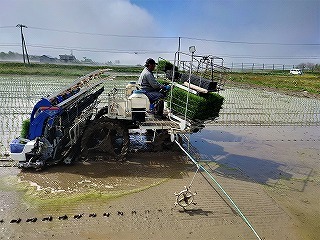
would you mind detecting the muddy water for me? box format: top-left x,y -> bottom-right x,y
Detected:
1,125 -> 319,239
1,76 -> 320,239
190,125 -> 320,184
0,152 -> 190,239
6,152 -> 188,209
190,125 -> 320,239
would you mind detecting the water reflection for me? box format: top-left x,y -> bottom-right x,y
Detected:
212,87 -> 320,126
189,128 -> 293,185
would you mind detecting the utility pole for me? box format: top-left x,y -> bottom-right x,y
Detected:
16,24 -> 30,64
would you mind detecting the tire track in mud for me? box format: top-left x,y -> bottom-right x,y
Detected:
0,164 -> 301,240
2,125 -> 318,239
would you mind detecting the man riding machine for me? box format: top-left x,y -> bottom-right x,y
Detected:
138,58 -> 170,119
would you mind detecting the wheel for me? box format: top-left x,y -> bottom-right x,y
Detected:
81,117 -> 129,160
151,130 -> 177,152
94,106 -> 108,120
175,189 -> 195,208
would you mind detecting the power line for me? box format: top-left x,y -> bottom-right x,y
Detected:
25,43 -> 174,54
182,37 -> 320,46
27,26 -> 177,39
0,43 -> 21,47
0,42 -> 317,60
24,44 -> 320,59
0,26 -> 16,29
1,25 -> 319,46
216,54 -> 319,60
1,23 -> 319,62
26,26 -> 319,46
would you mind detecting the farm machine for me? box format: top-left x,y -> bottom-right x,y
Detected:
9,48 -> 226,170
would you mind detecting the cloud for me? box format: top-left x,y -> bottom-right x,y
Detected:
0,0 -> 166,64
162,0 -> 319,65
0,0 -> 319,65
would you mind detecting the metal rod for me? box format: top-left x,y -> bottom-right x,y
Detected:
174,139 -> 262,240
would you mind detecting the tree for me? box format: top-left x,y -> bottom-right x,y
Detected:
297,62 -> 320,71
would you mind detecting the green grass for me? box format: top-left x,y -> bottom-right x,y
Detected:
0,62 -> 143,76
20,119 -> 30,138
3,175 -> 168,210
227,72 -> 320,95
1,62 -> 319,95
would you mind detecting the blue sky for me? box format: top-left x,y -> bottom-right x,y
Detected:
0,0 -> 319,65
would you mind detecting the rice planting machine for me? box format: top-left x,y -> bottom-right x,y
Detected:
9,49 -> 226,170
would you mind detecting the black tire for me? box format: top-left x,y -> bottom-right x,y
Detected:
62,139 -> 82,165
151,130 -> 175,152
81,117 -> 129,160
94,106 -> 108,120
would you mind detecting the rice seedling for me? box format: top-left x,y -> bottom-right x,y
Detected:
0,74 -> 319,158
209,86 -> 320,126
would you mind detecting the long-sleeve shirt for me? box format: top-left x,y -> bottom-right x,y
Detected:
138,67 -> 162,91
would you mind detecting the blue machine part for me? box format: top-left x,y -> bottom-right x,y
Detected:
28,98 -> 61,140
10,138 -> 25,153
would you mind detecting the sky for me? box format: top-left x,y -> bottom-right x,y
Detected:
0,0 -> 319,66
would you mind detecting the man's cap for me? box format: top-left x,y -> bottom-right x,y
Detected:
145,58 -> 157,66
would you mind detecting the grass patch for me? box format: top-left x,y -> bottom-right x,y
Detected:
0,62 -> 143,76
21,179 -> 168,210
227,72 -> 320,95
1,62 -> 319,96
1,174 -> 168,210
20,119 -> 30,138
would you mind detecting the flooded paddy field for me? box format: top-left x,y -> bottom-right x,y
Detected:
0,74 -> 320,239
212,86 -> 320,126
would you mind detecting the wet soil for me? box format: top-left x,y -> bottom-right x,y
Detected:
225,79 -> 320,100
1,73 -> 319,239
1,126 -> 319,239
191,125 -> 320,240
17,152 -> 188,206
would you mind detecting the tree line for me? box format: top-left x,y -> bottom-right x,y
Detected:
296,63 -> 320,71
0,51 -> 38,61
0,51 -> 318,71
